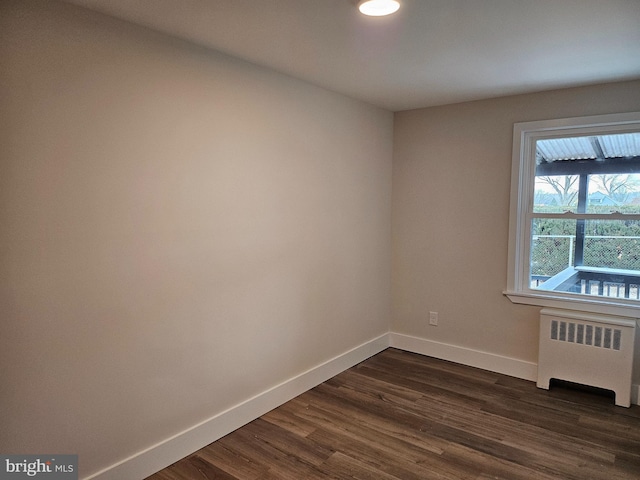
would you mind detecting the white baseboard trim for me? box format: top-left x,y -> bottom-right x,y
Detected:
84,333 -> 390,480
389,332 -> 538,382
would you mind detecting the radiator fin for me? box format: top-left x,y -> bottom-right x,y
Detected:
550,320 -> 621,351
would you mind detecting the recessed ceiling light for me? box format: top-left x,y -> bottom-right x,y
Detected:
358,0 -> 400,17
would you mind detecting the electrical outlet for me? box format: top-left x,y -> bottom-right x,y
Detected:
429,311 -> 438,326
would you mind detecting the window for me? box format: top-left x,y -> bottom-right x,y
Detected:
506,112 -> 640,315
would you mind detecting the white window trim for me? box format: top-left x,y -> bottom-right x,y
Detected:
504,111 -> 640,318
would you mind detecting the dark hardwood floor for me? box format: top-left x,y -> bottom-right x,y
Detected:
146,348 -> 640,479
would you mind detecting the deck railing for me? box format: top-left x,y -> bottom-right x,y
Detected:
531,234 -> 640,300
534,266 -> 640,300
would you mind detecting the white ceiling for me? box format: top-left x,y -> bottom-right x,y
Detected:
64,0 -> 640,111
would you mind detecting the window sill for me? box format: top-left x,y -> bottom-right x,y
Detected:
504,290 -> 640,319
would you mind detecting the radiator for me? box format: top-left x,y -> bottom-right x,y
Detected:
537,308 -> 637,407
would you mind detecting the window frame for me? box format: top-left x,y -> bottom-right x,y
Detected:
505,112 -> 640,317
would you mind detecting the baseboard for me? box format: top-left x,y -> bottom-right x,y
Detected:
389,332 -> 538,382
84,333 -> 390,480
389,334 -> 640,405
84,331 -> 636,479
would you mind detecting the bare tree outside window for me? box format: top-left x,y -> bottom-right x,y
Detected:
537,175 -> 579,207
591,174 -> 640,206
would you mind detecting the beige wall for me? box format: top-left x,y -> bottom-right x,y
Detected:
3,0 -> 640,477
392,80 -> 640,377
0,1 -> 392,476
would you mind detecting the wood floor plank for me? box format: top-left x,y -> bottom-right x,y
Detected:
260,407 -> 318,438
146,348 -> 640,480
413,396 -> 618,465
195,443 -> 267,480
299,391 -> 448,457
149,454 -> 238,480
480,399 -> 640,459
301,402 -> 449,466
240,418 -> 333,467
215,429 -> 327,480
308,422 -> 475,480
322,451 -> 412,480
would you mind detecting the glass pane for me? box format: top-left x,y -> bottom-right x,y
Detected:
530,218 -> 577,286
599,133 -> 640,158
534,133 -> 640,214
533,175 -> 579,213
586,174 -> 640,214
583,219 -> 640,271
530,218 -> 640,300
536,137 -> 595,161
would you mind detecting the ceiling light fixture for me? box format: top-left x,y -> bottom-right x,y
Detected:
358,0 -> 400,17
